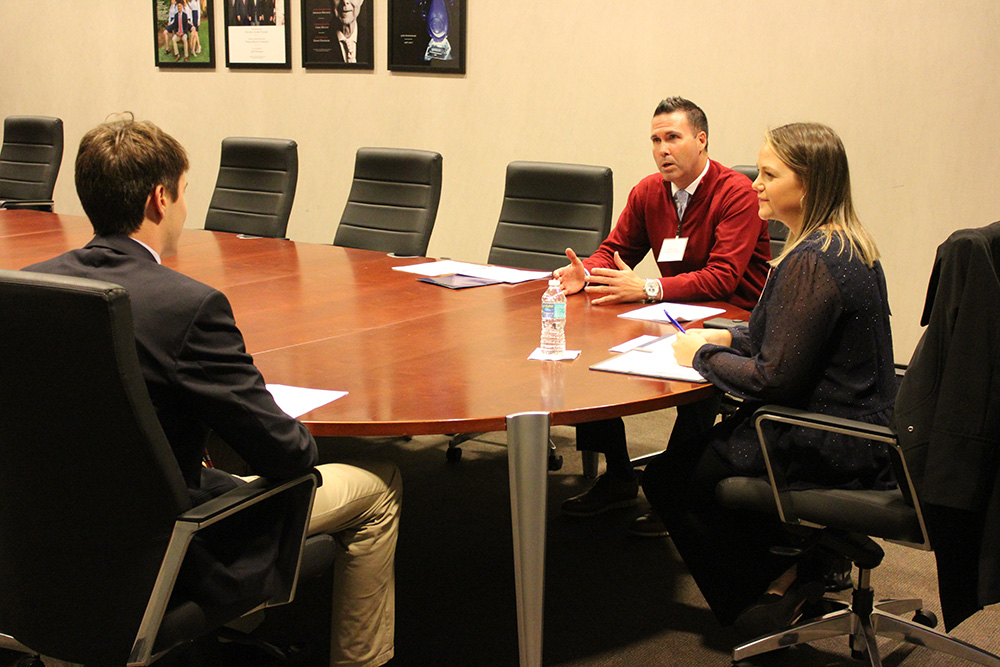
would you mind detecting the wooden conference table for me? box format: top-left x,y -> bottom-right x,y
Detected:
1,210 -> 747,666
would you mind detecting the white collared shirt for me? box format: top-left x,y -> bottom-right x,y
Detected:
337,27 -> 359,63
671,158 -> 710,200
132,237 -> 162,264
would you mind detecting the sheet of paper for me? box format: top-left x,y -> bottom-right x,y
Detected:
266,384 -> 348,418
618,302 -> 726,324
393,260 -> 550,284
473,266 -> 551,284
392,260 -> 485,277
590,335 -> 706,383
610,334 -> 661,353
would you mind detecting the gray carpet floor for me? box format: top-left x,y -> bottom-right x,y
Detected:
7,408 -> 1000,666
315,408 -> 1000,666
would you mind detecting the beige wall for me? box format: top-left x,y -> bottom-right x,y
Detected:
3,1 -> 999,359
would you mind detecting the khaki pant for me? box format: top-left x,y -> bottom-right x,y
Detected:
309,460 -> 401,667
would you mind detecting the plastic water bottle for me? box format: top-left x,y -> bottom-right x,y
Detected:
540,279 -> 567,355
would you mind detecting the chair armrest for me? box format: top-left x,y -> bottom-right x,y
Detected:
130,472 -> 319,665
754,405 -> 896,444
0,199 -> 54,211
177,472 -> 318,529
752,405 -> 899,527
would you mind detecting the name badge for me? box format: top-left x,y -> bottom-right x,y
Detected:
657,237 -> 688,262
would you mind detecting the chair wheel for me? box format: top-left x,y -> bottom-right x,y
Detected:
446,446 -> 462,462
913,609 -> 938,628
547,453 -> 563,471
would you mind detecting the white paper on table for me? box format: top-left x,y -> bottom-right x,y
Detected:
266,384 -> 348,418
475,266 -> 551,284
618,302 -> 726,324
590,334 -> 706,383
391,260 -> 485,277
610,335 -> 661,353
527,348 -> 582,361
393,260 -> 550,284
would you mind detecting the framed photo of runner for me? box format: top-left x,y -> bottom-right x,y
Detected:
302,0 -> 374,69
388,0 -> 466,74
154,0 -> 215,68
223,0 -> 292,69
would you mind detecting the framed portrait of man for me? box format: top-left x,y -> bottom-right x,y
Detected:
154,0 -> 215,68
302,0 -> 374,69
223,0 -> 292,68
388,0 -> 465,74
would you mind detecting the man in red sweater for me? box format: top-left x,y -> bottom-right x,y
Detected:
555,97 -> 770,535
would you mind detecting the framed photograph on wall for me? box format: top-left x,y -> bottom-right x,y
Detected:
223,0 -> 292,69
388,0 -> 465,74
154,0 -> 215,68
302,0 -> 374,69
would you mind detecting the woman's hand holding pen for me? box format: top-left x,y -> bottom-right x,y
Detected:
672,328 -> 732,367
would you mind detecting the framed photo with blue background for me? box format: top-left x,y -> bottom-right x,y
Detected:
223,0 -> 292,69
388,0 -> 465,74
154,0 -> 215,68
302,0 -> 374,69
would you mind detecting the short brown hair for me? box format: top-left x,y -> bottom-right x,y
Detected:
653,97 -> 709,142
75,115 -> 189,235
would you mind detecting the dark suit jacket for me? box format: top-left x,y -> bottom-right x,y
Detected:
894,221 -> 1000,629
26,234 -> 318,605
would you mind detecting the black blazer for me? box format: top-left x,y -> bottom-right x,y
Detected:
26,235 -> 318,606
894,221 -> 1000,629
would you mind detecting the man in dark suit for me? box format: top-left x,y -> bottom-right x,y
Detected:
25,116 -> 398,667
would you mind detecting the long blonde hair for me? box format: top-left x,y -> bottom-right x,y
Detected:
767,122 -> 880,267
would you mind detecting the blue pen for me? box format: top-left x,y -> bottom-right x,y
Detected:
663,309 -> 686,333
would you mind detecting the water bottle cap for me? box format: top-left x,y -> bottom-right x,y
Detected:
548,279 -> 559,286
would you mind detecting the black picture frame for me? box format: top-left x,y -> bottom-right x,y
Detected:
223,0 -> 292,69
301,0 -> 374,69
388,0 -> 465,74
154,0 -> 215,68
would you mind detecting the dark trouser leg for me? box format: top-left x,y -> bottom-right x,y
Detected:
575,417 -> 633,479
668,393 -> 722,447
641,424 -> 794,626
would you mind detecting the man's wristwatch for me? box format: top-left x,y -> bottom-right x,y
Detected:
643,278 -> 661,302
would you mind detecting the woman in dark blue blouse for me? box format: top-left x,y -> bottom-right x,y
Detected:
641,122 -> 896,635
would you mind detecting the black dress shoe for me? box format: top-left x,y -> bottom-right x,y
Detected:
628,510 -> 669,538
561,474 -> 638,516
734,579 -> 825,639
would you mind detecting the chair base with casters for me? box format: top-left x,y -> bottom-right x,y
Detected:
716,405 -> 1000,667
446,432 -> 563,471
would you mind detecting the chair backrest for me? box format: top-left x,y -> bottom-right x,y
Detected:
0,116 -> 64,203
333,147 -> 443,257
731,163 -> 787,258
205,137 -> 298,238
488,161 -> 613,271
0,269 -> 191,664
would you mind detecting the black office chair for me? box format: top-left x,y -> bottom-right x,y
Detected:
715,404 -> 1000,666
446,161 -> 613,467
0,116 -> 63,212
205,137 -> 298,238
487,160 -> 614,271
0,269 -> 333,666
732,164 -> 788,259
333,147 -> 443,257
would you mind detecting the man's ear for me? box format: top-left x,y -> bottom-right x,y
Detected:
145,185 -> 167,223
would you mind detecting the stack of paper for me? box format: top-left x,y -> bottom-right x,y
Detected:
393,260 -> 551,284
618,302 -> 725,324
590,334 -> 706,383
